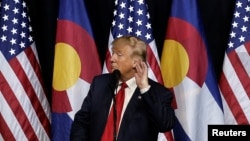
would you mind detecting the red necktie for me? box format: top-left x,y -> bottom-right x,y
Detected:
101,82 -> 127,141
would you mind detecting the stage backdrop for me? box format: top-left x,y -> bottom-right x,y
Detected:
26,0 -> 235,102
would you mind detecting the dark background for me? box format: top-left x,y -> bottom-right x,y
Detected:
25,0 -> 236,100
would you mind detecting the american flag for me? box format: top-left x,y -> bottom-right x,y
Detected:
219,0 -> 250,124
0,0 -> 51,140
103,0 -> 163,84
102,0 -> 173,140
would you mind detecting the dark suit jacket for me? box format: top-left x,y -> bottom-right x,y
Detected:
70,73 -> 175,141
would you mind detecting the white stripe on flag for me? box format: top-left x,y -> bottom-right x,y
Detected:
0,132 -> 3,141
0,91 -> 27,141
220,92 -> 237,124
148,41 -> 161,65
235,45 -> 250,76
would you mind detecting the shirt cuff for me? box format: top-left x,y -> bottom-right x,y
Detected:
140,85 -> 151,94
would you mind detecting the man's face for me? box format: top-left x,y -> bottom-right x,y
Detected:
110,44 -> 135,80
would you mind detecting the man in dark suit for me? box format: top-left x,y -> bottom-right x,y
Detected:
70,35 -> 175,141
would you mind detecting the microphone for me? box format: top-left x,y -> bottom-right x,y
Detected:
111,69 -> 120,141
112,69 -> 121,91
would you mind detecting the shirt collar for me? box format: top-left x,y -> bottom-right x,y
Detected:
119,77 -> 136,90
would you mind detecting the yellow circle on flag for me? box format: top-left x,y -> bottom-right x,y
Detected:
161,39 -> 189,88
52,42 -> 81,91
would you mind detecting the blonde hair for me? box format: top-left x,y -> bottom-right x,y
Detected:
112,35 -> 147,62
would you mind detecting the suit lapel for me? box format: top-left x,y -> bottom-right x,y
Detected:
96,82 -> 115,139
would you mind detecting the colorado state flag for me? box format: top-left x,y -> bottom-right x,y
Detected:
160,0 -> 225,140
51,0 -> 101,140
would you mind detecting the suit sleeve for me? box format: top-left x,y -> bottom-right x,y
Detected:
140,81 -> 176,132
70,74 -> 113,141
70,79 -> 95,141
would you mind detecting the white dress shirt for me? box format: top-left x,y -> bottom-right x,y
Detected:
114,77 -> 150,132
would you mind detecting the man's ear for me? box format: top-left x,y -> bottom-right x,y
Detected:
132,58 -> 139,68
133,58 -> 139,64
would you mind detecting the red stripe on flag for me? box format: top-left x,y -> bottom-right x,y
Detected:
25,47 -> 48,97
0,72 -> 39,140
219,73 -> 249,124
245,41 -> 250,52
0,113 -> 15,141
228,49 -> 250,98
105,50 -> 112,72
146,45 -> 163,84
8,57 -> 50,136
